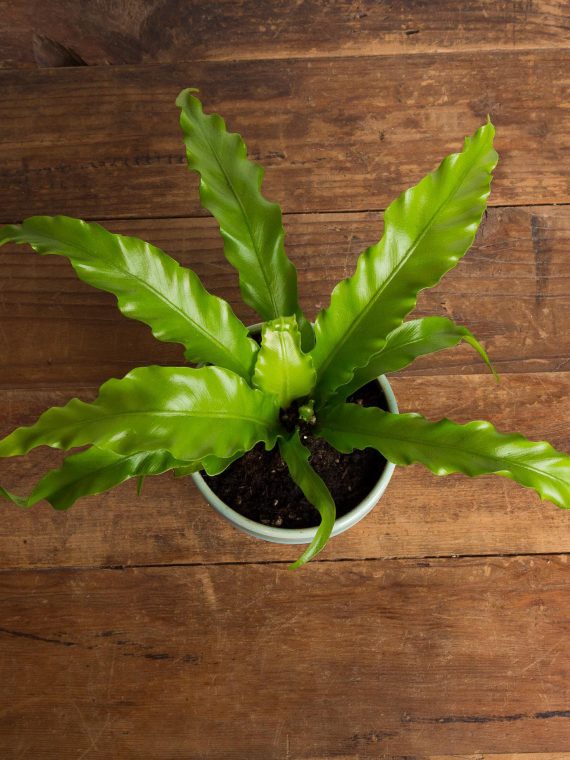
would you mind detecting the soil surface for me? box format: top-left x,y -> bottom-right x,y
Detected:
204,381 -> 388,528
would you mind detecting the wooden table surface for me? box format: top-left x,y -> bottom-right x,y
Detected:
1,3 -> 570,758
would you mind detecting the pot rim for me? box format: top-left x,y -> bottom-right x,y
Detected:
191,374 -> 398,545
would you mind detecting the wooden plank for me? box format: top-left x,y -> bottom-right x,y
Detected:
1,52 -> 570,221
433,755 -> 570,760
2,556 -> 570,757
0,205 -> 568,388
1,371 -> 569,570
1,1 -> 569,70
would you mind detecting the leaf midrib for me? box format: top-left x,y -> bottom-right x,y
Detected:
52,408 -> 272,425
5,407 -> 274,457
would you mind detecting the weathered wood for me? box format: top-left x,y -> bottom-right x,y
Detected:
1,0 -> 569,69
31,33 -> 88,68
1,52 -> 570,221
1,4 -> 569,756
1,372 -> 569,570
2,556 -> 570,758
433,755 -> 570,760
1,205 -> 568,388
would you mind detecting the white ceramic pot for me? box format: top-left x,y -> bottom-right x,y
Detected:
191,373 -> 398,546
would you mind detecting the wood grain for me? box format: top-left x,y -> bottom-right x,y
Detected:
433,755 -> 570,760
2,6 -> 570,756
1,372 -> 569,570
1,205 -> 568,388
2,556 -> 570,758
1,0 -> 568,69
1,51 -> 570,221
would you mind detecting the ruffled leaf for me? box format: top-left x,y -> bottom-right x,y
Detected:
0,216 -> 257,379
0,366 -> 280,463
0,448 -> 193,511
311,121 -> 498,401
317,404 -> 570,509
331,316 -> 497,403
0,485 -> 28,508
279,431 -> 336,568
252,317 -> 316,408
177,89 -> 312,347
175,451 -> 242,478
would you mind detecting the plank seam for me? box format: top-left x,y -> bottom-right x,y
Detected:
1,549 -> 570,574
2,46 -> 570,75
1,200 -> 569,228
2,366 -> 570,393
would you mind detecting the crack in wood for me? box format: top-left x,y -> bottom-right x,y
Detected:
405,709 -> 570,724
32,34 -> 87,68
0,625 -> 76,647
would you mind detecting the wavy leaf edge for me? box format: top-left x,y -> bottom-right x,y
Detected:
317,404 -> 570,510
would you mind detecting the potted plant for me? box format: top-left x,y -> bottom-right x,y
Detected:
1,90 -> 569,568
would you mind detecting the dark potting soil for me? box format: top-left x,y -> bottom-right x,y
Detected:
203,380 -> 388,529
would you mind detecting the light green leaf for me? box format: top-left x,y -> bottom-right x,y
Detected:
252,317 -> 316,408
279,431 -> 336,569
311,121 -> 498,401
174,463 -> 205,478
0,216 -> 257,379
174,452 -> 242,478
0,448 -> 192,511
0,485 -> 28,508
317,404 -> 570,509
176,90 -> 312,347
331,316 -> 497,402
0,366 -> 280,463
